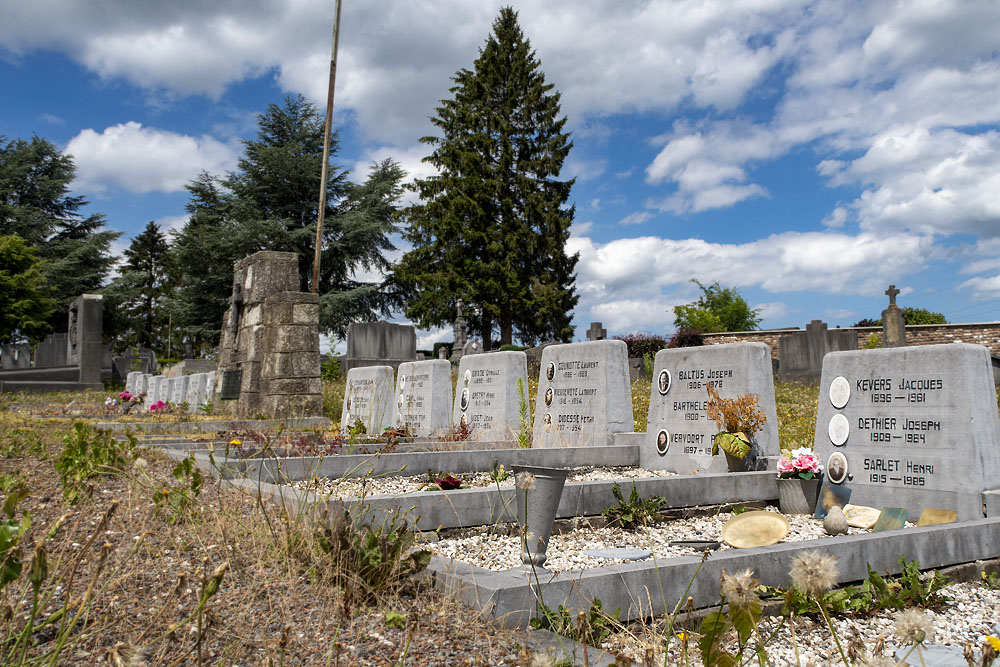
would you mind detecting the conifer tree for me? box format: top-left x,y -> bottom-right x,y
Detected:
104,221 -> 174,350
395,7 -> 578,348
0,234 -> 56,344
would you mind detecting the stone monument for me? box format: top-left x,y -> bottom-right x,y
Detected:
585,322 -> 607,341
341,366 -> 394,434
881,284 -> 906,348
0,344 -> 30,369
453,351 -> 529,441
67,294 -> 104,386
214,251 -> 322,417
778,319 -> 856,381
451,300 -> 468,362
343,321 -> 416,372
813,343 -> 1000,520
532,340 -> 633,447
642,342 -> 779,473
393,359 -> 452,436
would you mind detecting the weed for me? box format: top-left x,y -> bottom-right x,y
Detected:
516,377 -> 531,448
384,611 -> 406,629
0,487 -> 30,591
530,598 -> 622,646
602,481 -> 666,530
152,454 -> 204,523
439,419 -> 473,442
489,459 -> 511,484
982,570 -> 1000,590
54,422 -> 137,503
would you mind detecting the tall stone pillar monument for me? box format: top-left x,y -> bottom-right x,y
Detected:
214,251 -> 322,417
881,284 -> 906,348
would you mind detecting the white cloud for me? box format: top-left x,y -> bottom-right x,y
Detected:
959,274 -> 1000,300
824,308 -> 858,320
416,326 -> 451,350
155,214 -> 190,234
619,211 -> 652,226
39,113 -> 63,125
66,122 -> 237,194
757,302 -> 794,323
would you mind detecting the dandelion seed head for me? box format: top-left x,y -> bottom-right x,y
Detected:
516,472 -> 536,492
894,609 -> 934,645
789,550 -> 839,596
719,568 -> 759,609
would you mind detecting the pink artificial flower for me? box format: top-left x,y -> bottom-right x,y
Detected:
777,458 -> 795,474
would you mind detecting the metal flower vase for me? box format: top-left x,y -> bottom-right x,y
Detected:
777,477 -> 822,514
512,465 -> 569,569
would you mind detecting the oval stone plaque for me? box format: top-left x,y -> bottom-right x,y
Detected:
829,376 -> 850,408
656,429 -> 670,456
828,413 -> 850,446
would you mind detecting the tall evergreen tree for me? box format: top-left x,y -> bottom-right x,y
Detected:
0,135 -> 120,329
0,234 -> 57,344
104,221 -> 174,351
394,7 -> 579,348
171,96 -> 405,345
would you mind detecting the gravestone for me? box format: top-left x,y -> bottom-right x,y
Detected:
0,344 -> 30,369
66,294 -> 104,385
125,372 -> 142,394
33,333 -> 68,367
453,351 -> 529,440
392,359 -> 452,436
641,342 -> 780,473
343,321 -> 416,372
778,319 -> 856,381
150,377 -> 166,404
341,366 -> 394,434
881,284 -> 906,348
585,322 -> 607,342
214,251 -> 322,417
451,300 -> 468,362
813,343 -> 1000,520
532,340 -> 633,448
134,373 -> 149,396
170,375 -> 190,405
185,373 -> 209,413
164,378 -> 177,404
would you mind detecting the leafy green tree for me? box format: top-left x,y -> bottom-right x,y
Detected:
903,307 -> 947,325
673,280 -> 762,333
104,221 -> 175,351
171,96 -> 406,345
394,7 -> 578,348
0,234 -> 57,343
0,135 -> 120,329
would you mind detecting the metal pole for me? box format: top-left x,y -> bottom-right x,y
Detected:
312,0 -> 343,293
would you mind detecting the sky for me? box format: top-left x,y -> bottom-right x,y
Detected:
4,0 -> 1000,352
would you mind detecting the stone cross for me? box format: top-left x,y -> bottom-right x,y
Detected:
586,322 -> 607,341
885,284 -> 900,307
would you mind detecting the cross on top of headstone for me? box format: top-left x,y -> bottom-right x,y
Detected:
885,284 -> 900,307
586,322 -> 607,341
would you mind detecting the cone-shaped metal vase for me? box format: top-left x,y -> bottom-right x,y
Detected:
512,465 -> 569,569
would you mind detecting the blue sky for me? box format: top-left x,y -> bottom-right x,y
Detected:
4,1 -> 1000,351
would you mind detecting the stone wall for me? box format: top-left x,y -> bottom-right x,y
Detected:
702,322 -> 1000,358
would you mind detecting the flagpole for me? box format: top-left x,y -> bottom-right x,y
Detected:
312,0 -> 343,293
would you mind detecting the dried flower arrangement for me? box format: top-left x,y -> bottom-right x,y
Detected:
705,382 -> 767,460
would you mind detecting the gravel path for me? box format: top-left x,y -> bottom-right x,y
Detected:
291,465 -> 676,499
604,581 -> 1000,665
429,506 -> 869,573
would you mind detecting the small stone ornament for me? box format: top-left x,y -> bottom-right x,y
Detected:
823,505 -> 849,535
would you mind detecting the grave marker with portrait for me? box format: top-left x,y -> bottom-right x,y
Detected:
532,340 -> 633,448
641,342 -> 779,473
813,343 -> 1000,521
393,359 -> 452,436
341,366 -> 394,434
453,351 -> 528,440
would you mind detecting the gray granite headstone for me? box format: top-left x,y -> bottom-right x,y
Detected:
135,373 -> 150,396
33,333 -> 67,367
125,372 -> 142,394
185,373 -> 209,412
453,351 -> 528,440
532,340 -> 633,448
392,359 -> 452,436
641,342 -> 779,473
814,343 -> 1000,521
171,376 -> 190,405
0,344 -> 30,369
341,366 -> 394,434
149,376 -> 165,404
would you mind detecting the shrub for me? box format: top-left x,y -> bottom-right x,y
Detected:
498,344 -> 523,351
613,333 -> 668,358
668,327 -> 705,348
853,318 -> 880,327
55,422 -> 137,503
320,355 -> 341,381
601,482 -> 667,530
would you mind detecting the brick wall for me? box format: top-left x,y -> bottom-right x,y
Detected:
702,322 -> 1000,359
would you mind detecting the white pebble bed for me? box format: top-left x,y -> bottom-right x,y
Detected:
606,581 -> 1000,665
290,466 -> 676,499
428,507 -> 870,573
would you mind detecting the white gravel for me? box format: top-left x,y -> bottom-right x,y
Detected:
428,506 -> 869,573
605,580 -> 1000,666
290,466 -> 676,499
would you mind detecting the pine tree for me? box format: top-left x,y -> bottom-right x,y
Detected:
395,8 -> 578,348
104,221 -> 174,351
172,97 -> 405,344
0,135 -> 121,329
0,234 -> 57,344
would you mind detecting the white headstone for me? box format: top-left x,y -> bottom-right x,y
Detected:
136,373 -> 150,396
341,366 -> 394,434
814,343 -> 1000,520
149,376 -> 166,404
186,373 -> 209,412
170,376 -> 190,405
393,359 -> 452,436
532,340 -> 633,448
125,371 -> 141,395
641,342 -> 779,473
204,371 -> 216,403
453,351 -> 529,440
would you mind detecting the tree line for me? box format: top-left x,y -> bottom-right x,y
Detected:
0,8 -> 580,356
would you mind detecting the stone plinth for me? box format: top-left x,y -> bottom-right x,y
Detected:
532,340 -> 633,448
453,351 -> 529,441
641,342 -> 779,473
67,294 -> 103,384
341,366 -> 394,434
813,343 -> 1000,520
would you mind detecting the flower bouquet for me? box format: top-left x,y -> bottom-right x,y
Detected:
777,448 -> 824,480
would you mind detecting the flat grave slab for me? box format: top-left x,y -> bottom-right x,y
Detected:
814,343 -> 1000,521
532,340 -> 632,447
453,351 -> 528,441
641,342 -> 779,472
341,365 -> 394,434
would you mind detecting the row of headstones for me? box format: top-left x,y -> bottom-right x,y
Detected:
125,371 -> 217,413
342,339 -> 1000,521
